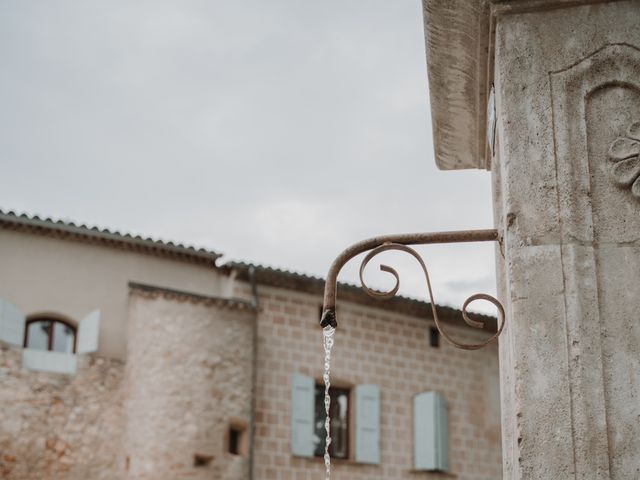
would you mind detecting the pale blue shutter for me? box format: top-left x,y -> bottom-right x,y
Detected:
77,309 -> 100,354
290,373 -> 314,457
355,384 -> 380,464
0,299 -> 25,346
414,391 -> 449,471
22,349 -> 77,374
435,393 -> 449,471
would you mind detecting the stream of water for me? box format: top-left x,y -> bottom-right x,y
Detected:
322,325 -> 335,480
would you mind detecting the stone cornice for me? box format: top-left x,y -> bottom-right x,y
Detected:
128,282 -> 257,312
422,0 -> 617,171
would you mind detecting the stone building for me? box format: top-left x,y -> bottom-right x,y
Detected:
0,209 -> 501,479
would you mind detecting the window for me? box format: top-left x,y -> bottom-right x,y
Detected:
0,301 -> 101,375
24,318 -> 76,353
228,427 -> 241,455
226,420 -> 248,457
291,374 -> 379,463
313,385 -> 349,459
193,453 -> 213,467
429,327 -> 440,348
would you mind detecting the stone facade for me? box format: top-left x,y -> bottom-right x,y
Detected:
0,347 -> 125,480
0,212 -> 503,479
0,289 -> 256,480
124,290 -> 255,480
247,284 -> 502,480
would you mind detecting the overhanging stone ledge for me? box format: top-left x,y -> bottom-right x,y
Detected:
421,0 -> 615,171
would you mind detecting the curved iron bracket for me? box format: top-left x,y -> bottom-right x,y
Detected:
320,229 -> 506,350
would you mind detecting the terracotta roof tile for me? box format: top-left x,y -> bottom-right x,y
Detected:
0,209 -> 222,267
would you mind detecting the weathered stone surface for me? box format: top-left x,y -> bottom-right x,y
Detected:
422,0 -> 491,170
0,284 -> 502,480
123,292 -> 255,480
0,347 -> 125,480
421,0 -> 620,171
491,2 -> 640,478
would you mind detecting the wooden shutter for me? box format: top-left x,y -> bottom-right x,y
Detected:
77,309 -> 100,354
0,299 -> 25,346
290,373 -> 314,457
355,384 -> 380,464
414,391 -> 449,471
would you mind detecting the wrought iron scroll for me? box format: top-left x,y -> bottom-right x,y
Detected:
320,229 -> 506,350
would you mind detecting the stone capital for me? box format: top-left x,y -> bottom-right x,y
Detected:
421,0 -> 615,170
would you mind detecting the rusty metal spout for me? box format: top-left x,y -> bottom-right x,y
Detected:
320,228 -> 505,350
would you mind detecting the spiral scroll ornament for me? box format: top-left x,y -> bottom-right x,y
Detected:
358,243 -> 505,350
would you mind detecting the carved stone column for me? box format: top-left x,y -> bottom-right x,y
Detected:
422,1 -> 640,478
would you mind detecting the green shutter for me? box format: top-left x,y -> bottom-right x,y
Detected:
290,373 -> 314,457
414,391 -> 449,471
355,384 -> 380,464
0,299 -> 25,347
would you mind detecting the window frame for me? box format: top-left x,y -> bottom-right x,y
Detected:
313,383 -> 351,461
23,317 -> 77,353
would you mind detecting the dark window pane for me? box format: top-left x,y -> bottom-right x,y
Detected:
52,322 -> 75,353
26,320 -> 50,350
314,385 -> 349,459
228,428 -> 240,455
430,327 -> 440,348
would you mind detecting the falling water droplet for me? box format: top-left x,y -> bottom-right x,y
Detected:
322,325 -> 335,480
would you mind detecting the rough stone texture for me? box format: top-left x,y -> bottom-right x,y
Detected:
422,0 -> 491,170
0,346 -> 125,479
491,2 -> 640,478
245,284 -> 502,480
421,0 -> 617,170
123,291 -> 255,480
0,277 -> 502,480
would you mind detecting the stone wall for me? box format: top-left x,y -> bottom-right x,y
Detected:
123,289 -> 256,480
249,284 -> 502,480
1,281 -> 501,480
0,346 -> 125,480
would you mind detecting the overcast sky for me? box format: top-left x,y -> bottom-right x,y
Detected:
0,0 -> 497,313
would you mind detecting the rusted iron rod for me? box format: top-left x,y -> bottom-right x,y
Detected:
320,229 -> 500,336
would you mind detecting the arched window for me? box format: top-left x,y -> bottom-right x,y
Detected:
24,317 -> 77,353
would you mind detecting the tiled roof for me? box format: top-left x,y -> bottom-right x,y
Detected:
0,209 -> 222,267
226,261 -> 498,327
0,208 -> 496,328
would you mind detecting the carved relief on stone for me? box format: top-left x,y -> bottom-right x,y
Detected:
608,121 -> 640,199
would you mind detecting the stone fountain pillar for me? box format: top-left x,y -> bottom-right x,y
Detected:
422,1 -> 640,478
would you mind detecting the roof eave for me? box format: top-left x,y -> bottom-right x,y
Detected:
422,0 -> 492,171
0,210 -> 222,266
